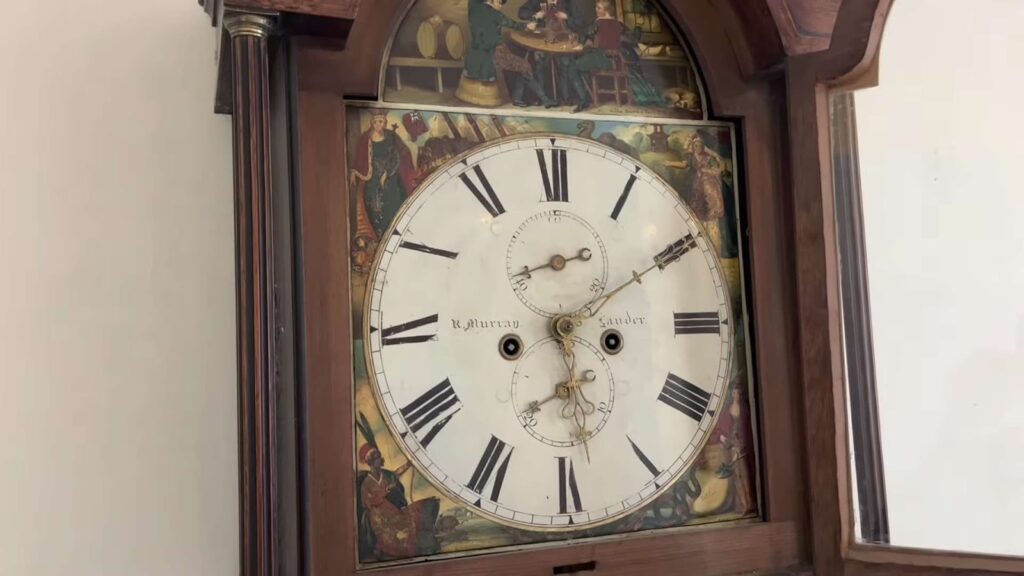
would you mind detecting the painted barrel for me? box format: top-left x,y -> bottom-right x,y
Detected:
416,18 -> 465,60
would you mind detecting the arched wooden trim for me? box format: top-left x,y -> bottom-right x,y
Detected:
766,0 -> 842,56
707,0 -> 786,77
806,0 -> 894,84
293,0 -> 405,97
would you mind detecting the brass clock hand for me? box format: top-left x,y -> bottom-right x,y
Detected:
574,423 -> 592,463
558,369 -> 597,419
568,385 -> 595,464
522,382 -> 571,416
557,341 -> 595,463
520,370 -> 596,418
513,248 -> 592,279
573,234 -> 699,320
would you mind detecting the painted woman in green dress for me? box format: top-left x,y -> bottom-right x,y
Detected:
350,110 -> 417,264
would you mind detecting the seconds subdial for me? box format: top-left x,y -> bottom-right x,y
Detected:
510,337 -> 615,449
506,209 -> 608,317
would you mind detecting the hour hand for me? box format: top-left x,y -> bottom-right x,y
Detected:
513,248 -> 592,279
522,370 -> 596,418
522,382 -> 571,416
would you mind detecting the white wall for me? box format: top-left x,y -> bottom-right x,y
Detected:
855,0 -> 1024,557
0,2 -> 238,575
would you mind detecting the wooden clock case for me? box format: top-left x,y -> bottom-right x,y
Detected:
192,1 -> 1016,574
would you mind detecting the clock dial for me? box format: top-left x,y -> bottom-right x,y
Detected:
365,135 -> 733,531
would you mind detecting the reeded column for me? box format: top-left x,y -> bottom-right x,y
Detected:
224,11 -> 277,576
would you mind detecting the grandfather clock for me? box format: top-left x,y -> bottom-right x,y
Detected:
190,2 -> 986,575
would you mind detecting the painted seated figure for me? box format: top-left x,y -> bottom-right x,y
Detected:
356,443 -> 441,561
567,0 -> 664,112
464,0 -> 534,83
461,0 -> 555,107
518,0 -> 582,105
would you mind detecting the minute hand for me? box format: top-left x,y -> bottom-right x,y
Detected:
575,234 -> 699,319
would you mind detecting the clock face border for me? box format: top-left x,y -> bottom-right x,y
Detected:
360,131 -> 737,532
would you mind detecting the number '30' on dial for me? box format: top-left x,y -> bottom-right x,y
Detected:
364,135 -> 733,531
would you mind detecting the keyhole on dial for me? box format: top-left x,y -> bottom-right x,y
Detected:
499,334 -> 524,361
601,329 -> 623,355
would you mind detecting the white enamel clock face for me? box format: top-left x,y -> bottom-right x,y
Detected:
364,135 -> 733,531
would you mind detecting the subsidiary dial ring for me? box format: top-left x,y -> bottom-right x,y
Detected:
506,210 -> 609,317
510,337 -> 615,449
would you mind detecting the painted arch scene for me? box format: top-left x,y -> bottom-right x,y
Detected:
383,0 -> 705,118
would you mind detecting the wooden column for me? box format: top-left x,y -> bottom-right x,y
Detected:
224,11 -> 278,576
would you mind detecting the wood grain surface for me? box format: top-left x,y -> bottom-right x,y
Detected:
293,87 -> 354,576
361,522 -> 802,576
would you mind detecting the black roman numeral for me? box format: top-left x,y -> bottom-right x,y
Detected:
537,148 -> 569,202
610,172 -> 637,220
557,456 -> 583,515
627,435 -> 661,478
379,314 -> 438,345
467,435 -> 514,503
654,234 -> 698,268
399,241 -> 459,260
658,373 -> 711,421
400,378 -> 461,447
674,311 -> 721,335
460,165 -> 505,218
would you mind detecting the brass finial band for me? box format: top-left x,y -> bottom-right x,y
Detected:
224,13 -> 275,39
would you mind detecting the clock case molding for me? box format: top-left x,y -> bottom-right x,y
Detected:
199,1 -> 1022,575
